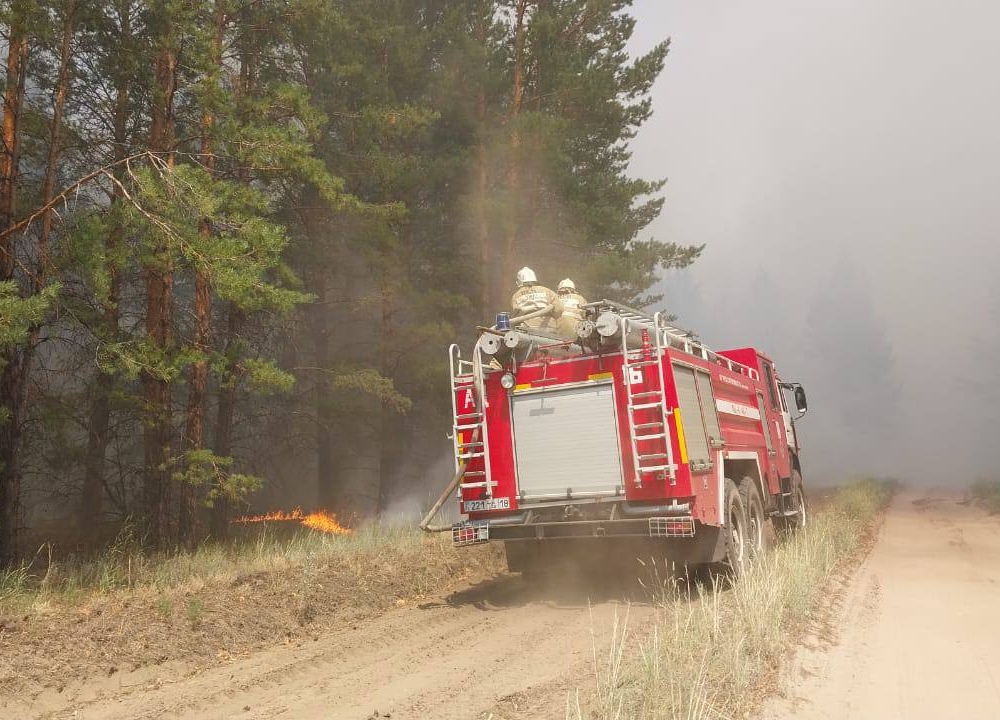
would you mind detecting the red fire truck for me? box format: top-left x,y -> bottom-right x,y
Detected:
424,300 -> 809,575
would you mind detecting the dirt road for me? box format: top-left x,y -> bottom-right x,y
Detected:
17,574 -> 651,720
15,491 -> 1000,720
765,490 -> 1000,719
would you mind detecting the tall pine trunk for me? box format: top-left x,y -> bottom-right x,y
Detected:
0,23 -> 28,565
504,0 -> 529,281
474,15 -> 491,318
209,30 -> 255,539
142,31 -> 178,548
179,2 -> 225,547
81,3 -> 131,535
25,0 -> 75,530
377,268 -> 400,513
209,303 -> 242,538
35,0 -> 74,285
310,268 -> 337,510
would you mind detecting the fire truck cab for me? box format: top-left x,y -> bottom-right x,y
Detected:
441,300 -> 808,575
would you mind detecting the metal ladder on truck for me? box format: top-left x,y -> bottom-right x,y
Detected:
621,311 -> 677,487
448,344 -> 494,498
578,300 -> 680,488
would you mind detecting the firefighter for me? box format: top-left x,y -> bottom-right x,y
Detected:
556,278 -> 587,339
511,267 -> 558,332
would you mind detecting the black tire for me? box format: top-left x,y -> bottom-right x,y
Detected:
521,562 -> 545,584
773,468 -> 807,538
712,478 -> 749,577
739,476 -> 769,560
504,541 -> 533,573
506,541 -> 548,583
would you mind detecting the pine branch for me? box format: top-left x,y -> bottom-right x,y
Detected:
0,150 -> 167,245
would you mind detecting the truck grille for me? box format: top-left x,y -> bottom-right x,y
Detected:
648,516 -> 695,538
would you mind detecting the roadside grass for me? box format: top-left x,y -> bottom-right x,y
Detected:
968,478 -> 1000,514
2,521 -> 504,692
0,522 -> 502,618
581,477 -> 895,720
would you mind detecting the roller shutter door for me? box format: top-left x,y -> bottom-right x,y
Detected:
512,383 -> 624,499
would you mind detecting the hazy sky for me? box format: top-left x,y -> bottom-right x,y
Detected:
628,0 -> 1000,482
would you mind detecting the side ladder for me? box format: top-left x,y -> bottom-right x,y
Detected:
448,345 -> 494,497
620,315 -> 677,487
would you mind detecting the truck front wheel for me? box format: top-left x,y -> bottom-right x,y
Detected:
773,468 -> 807,538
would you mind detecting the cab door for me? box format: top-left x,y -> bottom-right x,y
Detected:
758,357 -> 792,480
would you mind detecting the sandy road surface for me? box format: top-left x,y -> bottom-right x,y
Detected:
765,491 -> 1000,719
17,490 -> 1000,720
16,575 -> 651,720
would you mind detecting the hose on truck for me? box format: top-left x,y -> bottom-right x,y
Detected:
508,302 -> 560,327
419,303 -> 560,533
419,423 -> 480,533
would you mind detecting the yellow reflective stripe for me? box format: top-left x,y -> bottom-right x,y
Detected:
673,407 -> 689,465
514,383 -> 532,391
588,372 -> 613,381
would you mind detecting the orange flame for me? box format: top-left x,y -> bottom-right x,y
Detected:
232,507 -> 351,535
300,510 -> 351,534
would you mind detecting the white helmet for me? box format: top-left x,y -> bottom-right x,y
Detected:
516,266 -> 537,286
558,278 -> 576,293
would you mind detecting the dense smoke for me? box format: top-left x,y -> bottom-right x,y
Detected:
627,0 -> 1000,483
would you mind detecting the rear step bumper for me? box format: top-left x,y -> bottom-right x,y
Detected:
452,515 -> 695,546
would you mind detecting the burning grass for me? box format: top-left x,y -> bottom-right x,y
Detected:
232,507 -> 352,534
577,477 -> 896,720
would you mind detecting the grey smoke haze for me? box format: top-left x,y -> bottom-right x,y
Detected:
628,0 -> 1000,483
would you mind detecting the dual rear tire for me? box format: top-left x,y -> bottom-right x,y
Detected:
508,473 -> 798,582
716,477 -> 769,577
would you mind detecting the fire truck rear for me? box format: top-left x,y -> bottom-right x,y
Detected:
421,299 -> 810,576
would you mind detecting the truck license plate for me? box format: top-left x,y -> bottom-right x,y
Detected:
464,497 -> 510,512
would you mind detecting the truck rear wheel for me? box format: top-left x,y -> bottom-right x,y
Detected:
711,478 -> 749,577
505,540 -> 539,576
739,477 -> 769,559
507,540 -> 562,584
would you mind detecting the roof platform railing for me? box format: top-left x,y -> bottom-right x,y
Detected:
581,299 -> 760,382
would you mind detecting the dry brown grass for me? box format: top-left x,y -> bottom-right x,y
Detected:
0,523 -> 503,694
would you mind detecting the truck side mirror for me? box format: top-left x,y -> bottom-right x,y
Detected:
794,386 -> 808,414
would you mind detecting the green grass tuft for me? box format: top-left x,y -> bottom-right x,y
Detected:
969,478 -> 1000,514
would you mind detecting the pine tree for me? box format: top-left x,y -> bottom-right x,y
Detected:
77,0 -> 142,535
0,0 -> 76,563
0,0 -> 703,558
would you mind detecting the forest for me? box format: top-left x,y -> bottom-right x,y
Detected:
0,0 -> 701,563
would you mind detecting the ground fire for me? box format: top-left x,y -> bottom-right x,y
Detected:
232,508 -> 351,535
